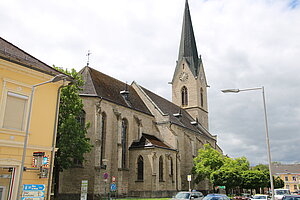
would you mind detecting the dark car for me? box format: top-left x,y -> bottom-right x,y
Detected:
282,195 -> 300,200
203,194 -> 231,200
171,191 -> 204,200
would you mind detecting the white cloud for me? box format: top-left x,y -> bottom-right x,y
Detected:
1,0 -> 299,165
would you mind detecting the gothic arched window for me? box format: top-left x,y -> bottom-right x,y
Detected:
170,157 -> 174,177
77,110 -> 86,129
121,118 -> 128,168
137,155 -> 144,181
100,112 -> 106,167
200,88 -> 204,107
159,156 -> 164,182
181,86 -> 188,106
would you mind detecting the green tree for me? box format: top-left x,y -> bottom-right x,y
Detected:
193,144 -> 225,183
211,167 -> 241,194
274,176 -> 284,189
53,67 -> 92,199
252,164 -> 269,171
241,170 -> 267,194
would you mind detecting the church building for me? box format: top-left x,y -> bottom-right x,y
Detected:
59,1 -> 222,199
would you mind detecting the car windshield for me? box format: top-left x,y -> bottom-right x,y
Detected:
275,190 -> 291,195
253,196 -> 267,199
175,192 -> 191,199
284,197 -> 300,200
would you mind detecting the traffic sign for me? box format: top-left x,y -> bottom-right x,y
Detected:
112,176 -> 116,182
110,183 -> 117,191
187,175 -> 192,181
103,172 -> 109,179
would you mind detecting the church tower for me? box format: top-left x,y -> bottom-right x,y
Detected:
171,0 -> 209,129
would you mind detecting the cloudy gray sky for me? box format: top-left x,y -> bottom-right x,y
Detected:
1,0 -> 299,165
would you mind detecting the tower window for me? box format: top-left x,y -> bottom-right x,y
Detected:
137,155 -> 144,181
200,88 -> 204,107
181,86 -> 188,106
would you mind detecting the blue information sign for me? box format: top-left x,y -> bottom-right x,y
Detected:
110,183 -> 117,191
22,184 -> 45,200
23,184 -> 45,191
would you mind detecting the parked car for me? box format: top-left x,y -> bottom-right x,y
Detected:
282,195 -> 300,200
234,193 -> 252,200
171,191 -> 204,200
274,189 -> 291,200
203,194 -> 231,200
250,195 -> 270,200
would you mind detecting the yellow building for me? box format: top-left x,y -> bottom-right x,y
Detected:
272,163 -> 300,193
0,37 -> 68,200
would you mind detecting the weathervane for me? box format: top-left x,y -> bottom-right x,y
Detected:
86,50 -> 91,66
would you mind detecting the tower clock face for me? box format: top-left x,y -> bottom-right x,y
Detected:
179,72 -> 188,82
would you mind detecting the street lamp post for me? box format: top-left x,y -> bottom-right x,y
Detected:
221,86 -> 275,200
17,74 -> 67,200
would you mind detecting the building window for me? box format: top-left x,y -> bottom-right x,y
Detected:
191,140 -> 195,157
181,86 -> 188,106
100,112 -> 106,167
294,185 -> 298,190
73,158 -> 83,167
159,156 -> 164,182
121,118 -> 128,168
170,157 -> 173,176
137,155 -> 144,181
292,176 -> 296,181
286,185 -> 289,189
285,176 -> 289,181
200,88 -> 204,107
77,110 -> 86,129
3,92 -> 28,131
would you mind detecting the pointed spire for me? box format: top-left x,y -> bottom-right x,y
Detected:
178,0 -> 200,77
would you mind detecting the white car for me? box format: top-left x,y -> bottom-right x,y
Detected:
251,195 -> 270,200
274,189 -> 291,200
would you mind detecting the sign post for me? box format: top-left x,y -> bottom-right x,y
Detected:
187,175 -> 192,192
103,172 -> 109,200
81,180 -> 88,200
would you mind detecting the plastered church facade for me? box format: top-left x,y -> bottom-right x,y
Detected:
59,1 -> 222,199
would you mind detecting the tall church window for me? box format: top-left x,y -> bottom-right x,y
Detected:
170,157 -> 174,177
121,118 -> 128,168
181,86 -> 188,106
77,110 -> 86,129
73,109 -> 86,167
200,88 -> 204,107
137,155 -> 144,181
159,156 -> 164,182
100,112 -> 106,167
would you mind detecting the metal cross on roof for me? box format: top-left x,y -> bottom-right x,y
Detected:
86,50 -> 91,66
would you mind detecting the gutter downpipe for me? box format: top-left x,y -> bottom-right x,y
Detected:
46,79 -> 68,200
16,79 -> 58,200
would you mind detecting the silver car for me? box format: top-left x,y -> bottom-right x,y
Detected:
172,191 -> 204,200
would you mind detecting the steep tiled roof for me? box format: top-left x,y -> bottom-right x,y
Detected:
272,164 -> 300,174
0,37 -> 63,76
79,66 -> 152,116
130,133 -> 174,150
140,86 -> 212,138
